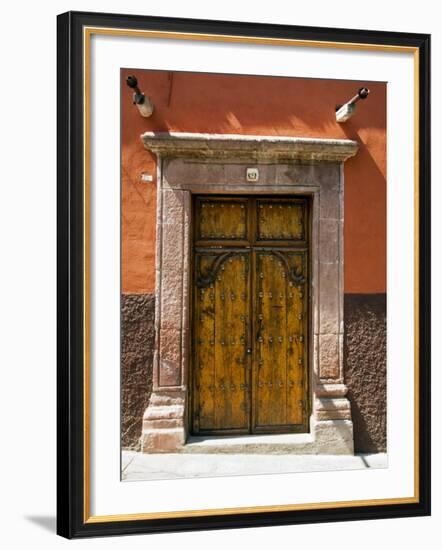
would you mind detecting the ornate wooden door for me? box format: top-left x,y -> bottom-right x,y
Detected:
192,196 -> 309,434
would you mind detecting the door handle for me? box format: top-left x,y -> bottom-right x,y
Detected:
246,347 -> 252,355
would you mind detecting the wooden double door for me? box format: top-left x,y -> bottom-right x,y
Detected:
191,196 -> 309,435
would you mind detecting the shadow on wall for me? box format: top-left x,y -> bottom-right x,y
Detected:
121,294 -> 155,449
121,70 -> 387,139
344,293 -> 387,453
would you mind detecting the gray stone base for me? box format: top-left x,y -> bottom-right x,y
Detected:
181,419 -> 353,455
140,428 -> 186,453
312,419 -> 354,454
140,417 -> 353,455
140,390 -> 186,453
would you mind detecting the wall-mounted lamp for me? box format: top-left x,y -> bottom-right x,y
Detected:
335,87 -> 370,123
126,75 -> 154,118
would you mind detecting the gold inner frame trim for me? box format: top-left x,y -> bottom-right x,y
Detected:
82,25 -> 420,523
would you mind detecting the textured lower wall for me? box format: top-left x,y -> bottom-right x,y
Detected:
344,294 -> 387,453
121,292 -> 386,453
121,294 -> 155,449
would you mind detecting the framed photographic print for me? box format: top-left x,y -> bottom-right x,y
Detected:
57,10 -> 431,538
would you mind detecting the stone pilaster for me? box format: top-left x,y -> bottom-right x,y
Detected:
312,163 -> 353,452
139,180 -> 190,452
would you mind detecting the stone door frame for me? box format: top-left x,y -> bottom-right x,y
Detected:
139,132 -> 359,454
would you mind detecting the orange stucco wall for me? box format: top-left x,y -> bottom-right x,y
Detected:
121,69 -> 386,295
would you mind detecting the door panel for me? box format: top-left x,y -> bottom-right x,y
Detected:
254,250 -> 307,430
192,196 -> 309,435
193,251 -> 251,433
256,199 -> 306,242
196,198 -> 248,242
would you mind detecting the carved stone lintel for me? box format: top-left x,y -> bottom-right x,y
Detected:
141,132 -> 358,163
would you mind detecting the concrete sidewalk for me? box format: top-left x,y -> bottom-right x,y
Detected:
122,451 -> 387,481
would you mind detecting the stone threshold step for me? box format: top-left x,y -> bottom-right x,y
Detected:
182,432 -> 317,454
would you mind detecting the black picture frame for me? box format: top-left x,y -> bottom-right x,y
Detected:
57,10 -> 431,539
